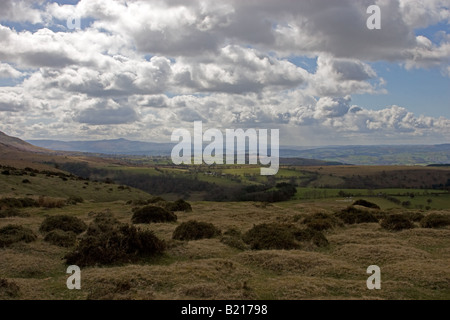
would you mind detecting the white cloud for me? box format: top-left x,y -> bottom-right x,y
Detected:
0,63 -> 22,78
0,0 -> 448,145
0,0 -> 47,24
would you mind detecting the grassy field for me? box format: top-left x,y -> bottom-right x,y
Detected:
0,170 -> 151,203
1,197 -> 449,300
1,160 -> 449,300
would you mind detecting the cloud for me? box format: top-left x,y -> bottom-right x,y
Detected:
0,0 -> 448,145
0,63 -> 22,78
310,55 -> 383,96
174,45 -> 308,94
0,0 -> 47,24
73,99 -> 139,125
0,87 -> 30,112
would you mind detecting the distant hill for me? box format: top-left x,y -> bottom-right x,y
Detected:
28,138 -> 174,156
27,137 -> 450,165
0,131 -> 50,153
282,144 -> 450,165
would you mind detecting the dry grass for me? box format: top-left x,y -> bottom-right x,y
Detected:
0,199 -> 449,300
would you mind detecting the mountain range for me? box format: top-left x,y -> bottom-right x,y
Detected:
27,137 -> 450,165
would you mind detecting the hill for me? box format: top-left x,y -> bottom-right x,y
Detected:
0,131 -> 50,153
27,138 -> 174,156
284,144 -> 450,165
28,137 -> 450,165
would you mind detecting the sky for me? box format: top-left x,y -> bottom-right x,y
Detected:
0,0 -> 449,146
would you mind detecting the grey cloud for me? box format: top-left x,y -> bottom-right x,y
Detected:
315,96 -> 351,118
74,100 -> 138,125
0,0 -> 45,24
0,63 -> 22,78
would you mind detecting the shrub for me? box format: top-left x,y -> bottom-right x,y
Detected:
44,230 -> 77,247
66,196 -> 84,205
0,279 -> 20,299
86,212 -> 120,236
39,215 -> 87,234
165,199 -> 193,212
302,212 -> 342,231
0,197 -> 38,209
380,214 -> 414,231
148,196 -> 166,204
335,206 -> 379,224
0,208 -> 21,218
403,211 -> 425,222
353,199 -> 380,209
420,214 -> 450,229
220,228 -> 248,250
293,228 -> 329,248
132,206 -> 177,224
65,222 -> 165,267
0,225 -> 37,247
172,220 -> 221,241
242,223 -> 329,250
38,196 -> 66,208
242,223 -> 299,250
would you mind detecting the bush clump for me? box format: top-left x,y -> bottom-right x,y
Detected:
335,206 -> 379,224
0,208 -> 26,219
65,217 -> 165,267
172,220 -> 221,241
302,212 -> 342,231
420,213 -> 450,229
132,206 -> 177,224
147,196 -> 166,204
242,223 -> 329,250
353,199 -> 381,209
44,230 -> 77,247
380,214 -> 414,231
293,228 -> 329,248
39,215 -> 87,234
38,196 -> 66,209
0,225 -> 37,247
403,211 -> 425,222
0,197 -> 38,209
165,199 -> 192,212
220,228 -> 249,250
0,279 -> 21,299
66,196 -> 84,205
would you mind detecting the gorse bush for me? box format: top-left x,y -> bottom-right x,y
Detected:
242,223 -> 329,250
0,208 -> 27,218
38,196 -> 66,209
335,206 -> 379,224
87,212 -> 120,236
0,197 -> 38,209
403,211 -> 425,222
165,199 -> 192,212
353,199 -> 381,210
0,279 -> 21,299
380,214 -> 414,231
220,227 -> 248,250
44,230 -> 77,247
148,196 -> 166,204
302,212 -> 342,231
66,196 -> 84,205
243,224 -> 298,250
0,225 -> 37,247
65,216 -> 165,266
39,215 -> 87,234
172,220 -> 221,241
420,213 -> 450,229
293,228 -> 329,248
132,206 -> 177,224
